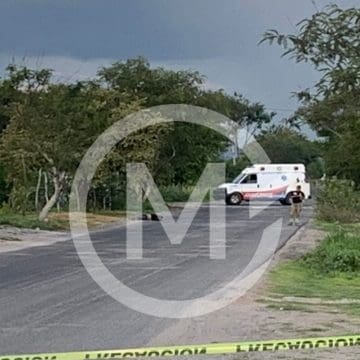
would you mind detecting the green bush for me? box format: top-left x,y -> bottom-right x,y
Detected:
159,184 -> 194,203
225,156 -> 250,182
0,205 -> 61,230
316,179 -> 360,223
302,228 -> 360,274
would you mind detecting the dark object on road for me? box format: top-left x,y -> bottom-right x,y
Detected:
140,213 -> 162,221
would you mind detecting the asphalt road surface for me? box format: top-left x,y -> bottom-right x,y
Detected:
0,202 -> 313,355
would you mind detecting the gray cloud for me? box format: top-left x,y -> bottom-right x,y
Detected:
1,0 -> 357,60
1,0 -> 359,138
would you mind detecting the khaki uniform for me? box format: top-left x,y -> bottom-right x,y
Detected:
291,202 -> 303,218
289,190 -> 305,225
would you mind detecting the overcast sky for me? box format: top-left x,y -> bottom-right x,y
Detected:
0,0 -> 359,134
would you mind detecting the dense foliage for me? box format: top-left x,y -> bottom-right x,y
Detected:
261,4 -> 360,185
0,59 -> 274,219
316,180 -> 360,223
256,125 -> 323,179
302,227 -> 360,274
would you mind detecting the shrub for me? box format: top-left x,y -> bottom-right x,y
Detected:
316,179 -> 360,223
159,184 -> 194,203
0,205 -> 61,230
225,157 -> 250,182
302,228 -> 360,274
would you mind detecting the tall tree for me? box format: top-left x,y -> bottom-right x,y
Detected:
99,58 -> 274,185
0,66 -> 166,219
261,4 -> 360,183
256,126 -> 323,178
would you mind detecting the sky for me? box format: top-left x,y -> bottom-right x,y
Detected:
0,0 -> 359,136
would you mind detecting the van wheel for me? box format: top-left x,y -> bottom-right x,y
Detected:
226,192 -> 242,205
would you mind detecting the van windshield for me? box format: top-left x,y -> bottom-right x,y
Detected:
232,173 -> 246,184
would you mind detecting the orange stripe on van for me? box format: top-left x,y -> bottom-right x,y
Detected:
243,185 -> 288,200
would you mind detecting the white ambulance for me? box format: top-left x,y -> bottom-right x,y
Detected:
215,163 -> 311,205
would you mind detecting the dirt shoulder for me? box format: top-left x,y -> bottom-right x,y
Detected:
150,224 -> 360,360
0,212 -> 128,253
0,225 -> 70,253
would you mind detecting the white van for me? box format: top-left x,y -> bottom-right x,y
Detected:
215,163 -> 311,205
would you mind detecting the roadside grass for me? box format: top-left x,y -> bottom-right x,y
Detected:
0,207 -> 127,231
0,208 -> 63,230
302,228 -> 360,274
268,261 -> 360,300
0,185 -> 202,231
267,222 -> 360,317
338,303 -> 360,317
314,220 -> 360,234
49,211 -> 127,230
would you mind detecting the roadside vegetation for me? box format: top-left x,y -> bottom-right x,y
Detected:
267,220 -> 360,317
0,206 -> 63,230
0,206 -> 128,231
0,59 -> 322,228
303,225 -> 360,274
0,4 -> 358,237
261,4 -> 360,318
316,180 -> 360,223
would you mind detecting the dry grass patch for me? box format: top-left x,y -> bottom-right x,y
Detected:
48,211 -> 127,230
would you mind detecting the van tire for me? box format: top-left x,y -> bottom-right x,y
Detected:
226,192 -> 243,205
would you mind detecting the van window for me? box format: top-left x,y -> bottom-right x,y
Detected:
241,174 -> 257,184
233,173 -> 246,184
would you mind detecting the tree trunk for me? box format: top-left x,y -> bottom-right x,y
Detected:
103,196 -> 106,210
38,170 -> 65,221
92,188 -> 97,210
74,185 -> 81,210
44,172 -> 49,202
35,169 -> 42,212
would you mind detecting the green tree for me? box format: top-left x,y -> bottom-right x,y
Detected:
225,156 -> 251,182
0,66 -> 166,219
99,58 -> 222,185
98,57 -> 204,105
261,4 -> 360,183
99,58 -> 274,185
0,59 -> 276,217
256,126 -> 323,178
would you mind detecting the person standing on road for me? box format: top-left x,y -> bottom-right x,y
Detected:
288,185 -> 305,226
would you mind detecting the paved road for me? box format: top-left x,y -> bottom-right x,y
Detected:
0,202 -> 313,355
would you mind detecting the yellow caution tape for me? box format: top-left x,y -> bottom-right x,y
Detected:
1,334 -> 359,359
